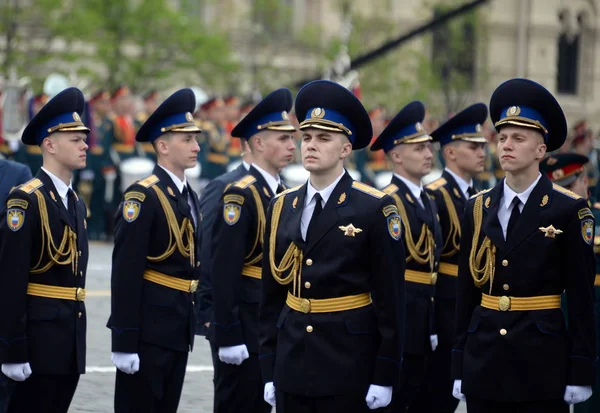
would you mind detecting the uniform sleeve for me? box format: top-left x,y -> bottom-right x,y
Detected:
211,187 -> 252,347
368,196 -> 406,386
0,192 -> 36,363
258,198 -> 289,384
195,178 -> 226,332
452,198 -> 482,379
108,186 -> 154,353
563,199 -> 597,384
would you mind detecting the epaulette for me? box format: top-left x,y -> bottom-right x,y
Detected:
18,178 -> 44,194
138,175 -> 159,188
382,183 -> 399,195
552,183 -> 581,200
470,188 -> 491,199
234,175 -> 257,189
275,185 -> 302,199
425,177 -> 447,191
352,181 -> 385,199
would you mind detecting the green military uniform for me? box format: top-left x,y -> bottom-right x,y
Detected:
198,119 -> 229,180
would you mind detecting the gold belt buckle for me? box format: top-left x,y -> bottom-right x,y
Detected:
190,280 -> 199,293
498,296 -> 511,311
300,298 -> 311,314
76,288 -> 86,301
431,272 -> 438,285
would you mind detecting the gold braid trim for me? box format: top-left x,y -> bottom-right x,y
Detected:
469,195 -> 496,290
268,195 -> 304,296
244,185 -> 266,266
30,191 -> 78,275
148,186 -> 195,266
391,193 -> 435,271
439,187 -> 461,257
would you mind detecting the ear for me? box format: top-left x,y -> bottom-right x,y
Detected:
536,143 -> 547,160
41,136 -> 56,154
155,138 -> 169,155
389,149 -> 402,164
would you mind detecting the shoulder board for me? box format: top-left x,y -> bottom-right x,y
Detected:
352,181 -> 386,199
425,177 -> 447,191
234,175 -> 257,189
138,175 -> 159,188
275,185 -> 302,199
552,183 -> 581,200
382,183 -> 399,195
18,178 -> 44,194
470,188 -> 491,199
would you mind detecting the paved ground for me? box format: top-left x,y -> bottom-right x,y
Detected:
70,241 -> 468,412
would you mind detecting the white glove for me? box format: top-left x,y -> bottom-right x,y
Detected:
430,334 -> 439,352
564,385 -> 593,405
452,379 -> 466,401
111,352 -> 140,374
218,344 -> 249,365
365,384 -> 393,409
264,382 -> 276,407
1,363 -> 32,382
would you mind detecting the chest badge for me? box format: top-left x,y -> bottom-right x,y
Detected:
538,225 -> 563,238
339,223 -> 362,237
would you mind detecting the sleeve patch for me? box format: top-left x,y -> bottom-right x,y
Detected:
125,191 -> 146,202
223,194 -> 245,205
223,203 -> 242,225
382,204 -> 399,217
387,214 -> 402,240
581,219 -> 594,245
122,201 -> 142,223
7,208 -> 25,232
7,199 -> 28,210
578,207 -> 594,220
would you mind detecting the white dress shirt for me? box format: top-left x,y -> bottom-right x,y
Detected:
301,170 -> 345,241
445,167 -> 473,199
252,163 -> 280,196
158,165 -> 197,227
395,173 -> 424,208
498,173 -> 541,239
41,167 -> 72,209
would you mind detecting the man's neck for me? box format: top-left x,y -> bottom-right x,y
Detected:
310,165 -> 344,191
157,160 -> 185,181
42,161 -> 73,186
253,158 -> 279,181
505,164 -> 540,193
445,163 -> 473,183
393,167 -> 423,187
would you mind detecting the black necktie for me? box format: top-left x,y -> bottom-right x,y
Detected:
420,191 -> 430,212
67,189 -> 77,224
180,186 -> 192,217
467,186 -> 476,197
506,197 -> 521,240
306,193 -> 323,242
276,183 -> 285,194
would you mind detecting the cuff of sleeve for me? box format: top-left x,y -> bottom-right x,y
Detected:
371,356 -> 401,387
3,337 -> 29,364
213,321 -> 244,347
111,328 -> 140,353
259,353 -> 275,383
451,349 -> 463,379
568,356 -> 597,385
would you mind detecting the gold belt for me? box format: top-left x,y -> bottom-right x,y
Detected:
481,293 -> 561,311
439,262 -> 458,277
143,269 -> 199,293
595,274 -> 600,287
206,153 -> 229,164
27,283 -> 86,301
405,269 -> 437,285
242,265 -> 261,279
286,292 -> 371,314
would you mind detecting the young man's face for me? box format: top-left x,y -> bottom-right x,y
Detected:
301,129 -> 352,174
446,140 -> 487,175
158,133 -> 201,170
45,132 -> 89,170
250,130 -> 296,172
497,126 -> 546,173
392,141 -> 434,179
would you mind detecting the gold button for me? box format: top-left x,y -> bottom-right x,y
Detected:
304,281 -> 311,289
502,259 -> 508,267
306,325 -> 313,333
500,328 -> 507,336
503,284 -> 510,291
78,312 -> 82,318
306,259 -> 313,266
196,261 -> 201,268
